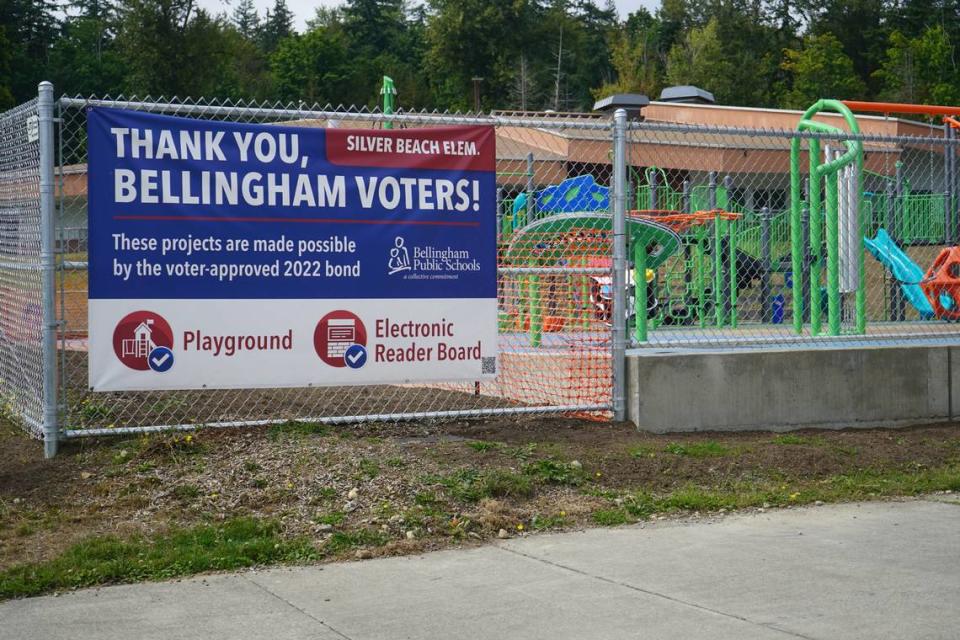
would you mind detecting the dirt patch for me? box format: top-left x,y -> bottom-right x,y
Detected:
2,416 -> 959,576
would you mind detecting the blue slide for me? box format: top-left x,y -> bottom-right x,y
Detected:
864,228 -> 935,319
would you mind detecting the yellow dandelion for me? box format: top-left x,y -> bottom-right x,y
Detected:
595,472 -> 602,477
559,511 -> 566,517
516,523 -> 524,531
286,482 -> 294,489
789,492 -> 800,500
185,435 -> 193,443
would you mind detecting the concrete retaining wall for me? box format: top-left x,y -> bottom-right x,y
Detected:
627,345 -> 960,432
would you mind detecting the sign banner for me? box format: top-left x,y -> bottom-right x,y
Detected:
87,107 -> 497,391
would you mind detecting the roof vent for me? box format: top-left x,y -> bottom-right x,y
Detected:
592,93 -> 650,120
658,86 -> 715,105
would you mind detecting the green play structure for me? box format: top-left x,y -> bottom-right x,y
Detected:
789,99 -> 865,337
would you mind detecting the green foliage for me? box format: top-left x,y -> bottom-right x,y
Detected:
522,458 -> 586,486
5,0 -> 960,117
781,33 -> 866,108
875,25 -> 960,106
664,441 -> 732,458
432,468 -> 533,502
324,529 -> 389,554
314,511 -> 346,525
0,518 -> 317,600
592,508 -> 631,525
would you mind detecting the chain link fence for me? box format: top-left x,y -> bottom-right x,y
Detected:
625,120 -> 960,348
0,98 -> 44,437
2,85 -> 960,454
54,96 -> 617,440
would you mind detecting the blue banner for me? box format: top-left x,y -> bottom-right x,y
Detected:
87,107 -> 497,300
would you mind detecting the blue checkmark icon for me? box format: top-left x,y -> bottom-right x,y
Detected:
148,346 -> 174,373
343,344 -> 367,369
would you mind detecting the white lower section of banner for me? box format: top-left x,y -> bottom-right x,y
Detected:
89,298 -> 498,391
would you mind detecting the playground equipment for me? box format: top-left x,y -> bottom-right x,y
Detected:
864,228 -> 935,319
504,173 -> 754,339
789,99 -> 866,337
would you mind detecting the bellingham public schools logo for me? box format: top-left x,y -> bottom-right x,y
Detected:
388,237 -> 411,275
112,311 -> 175,372
314,310 -> 367,369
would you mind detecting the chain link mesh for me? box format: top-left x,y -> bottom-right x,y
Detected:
626,120 -> 960,349
0,99 -> 44,437
55,97 -> 615,434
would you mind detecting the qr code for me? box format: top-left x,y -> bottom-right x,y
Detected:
481,357 -> 496,374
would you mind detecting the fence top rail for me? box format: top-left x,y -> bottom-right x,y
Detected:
630,119 -> 960,147
0,98 -> 38,124
58,96 -> 614,131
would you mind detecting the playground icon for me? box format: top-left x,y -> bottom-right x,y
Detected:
388,237 -> 411,274
112,311 -> 174,371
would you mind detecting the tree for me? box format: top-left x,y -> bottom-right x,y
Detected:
1,0 -> 58,102
0,26 -> 15,109
231,0 -> 260,40
259,0 -> 295,53
780,33 -> 866,109
271,26 -> 349,104
665,18 -> 734,100
591,29 -> 660,100
875,25 -> 960,105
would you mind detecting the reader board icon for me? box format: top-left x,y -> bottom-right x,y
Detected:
314,311 -> 367,367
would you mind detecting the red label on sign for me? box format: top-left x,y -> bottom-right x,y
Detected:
325,126 -> 495,172
314,310 -> 367,367
113,311 -> 174,371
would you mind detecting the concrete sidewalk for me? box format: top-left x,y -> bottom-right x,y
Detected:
2,498 -> 959,640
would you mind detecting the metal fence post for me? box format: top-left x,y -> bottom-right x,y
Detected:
38,82 -> 59,458
611,109 -> 627,422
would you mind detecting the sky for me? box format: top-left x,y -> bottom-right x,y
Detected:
196,0 -> 662,31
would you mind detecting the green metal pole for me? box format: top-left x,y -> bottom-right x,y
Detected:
696,228 -> 706,328
634,241 -> 648,343
809,138 -> 822,335
714,215 -> 724,327
729,219 -> 738,328
529,261 -> 542,348
790,138 -> 804,334
856,147 -> 866,334
826,163 -> 841,336
381,76 -> 396,130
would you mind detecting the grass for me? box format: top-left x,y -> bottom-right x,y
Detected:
314,511 -> 346,526
324,529 -> 389,554
772,434 -> 824,446
0,518 -> 317,600
665,441 -> 732,458
268,422 -> 331,440
591,464 -> 960,526
431,469 -> 534,502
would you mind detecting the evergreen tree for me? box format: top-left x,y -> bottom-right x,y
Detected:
260,0 -> 295,53
231,0 -> 260,40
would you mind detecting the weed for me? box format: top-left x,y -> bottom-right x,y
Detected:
268,422 -> 330,440
357,459 -> 380,480
314,511 -> 345,526
628,445 -> 657,459
530,514 -> 567,530
665,441 -> 731,458
172,484 -> 200,501
243,460 -> 261,473
467,441 -> 497,453
385,457 -> 406,468
523,458 -> 586,486
592,509 -> 631,526
414,491 -> 439,506
432,469 -> 533,502
315,487 -> 337,500
324,529 -> 389,555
